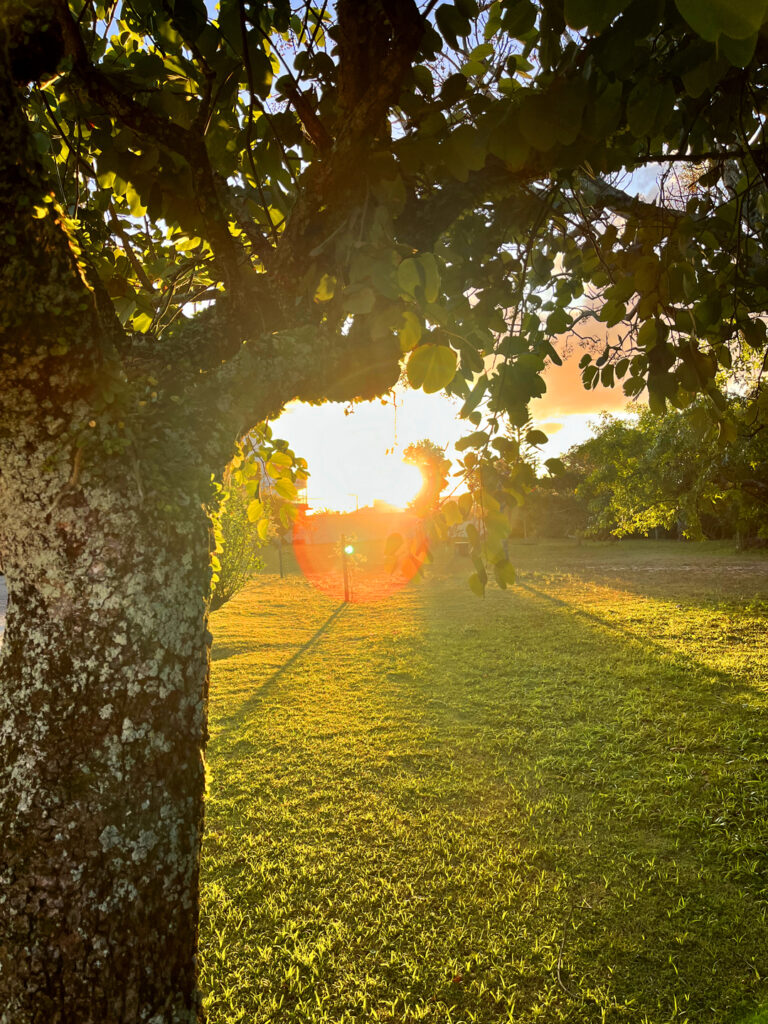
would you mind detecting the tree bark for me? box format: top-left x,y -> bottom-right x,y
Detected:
0,418 -> 211,1022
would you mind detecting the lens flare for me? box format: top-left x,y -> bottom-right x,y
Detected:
292,508 -> 428,604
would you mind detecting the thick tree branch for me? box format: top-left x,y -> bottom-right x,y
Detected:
183,320 -> 402,470
273,0 -> 426,280
0,32 -> 115,389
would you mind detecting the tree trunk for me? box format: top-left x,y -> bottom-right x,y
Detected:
0,428 -> 212,1022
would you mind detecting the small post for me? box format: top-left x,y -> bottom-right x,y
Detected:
341,533 -> 351,603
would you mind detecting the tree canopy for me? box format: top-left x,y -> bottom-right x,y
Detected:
11,1 -> 768,424
7,0 -> 767,581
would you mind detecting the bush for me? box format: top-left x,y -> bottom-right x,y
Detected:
210,485 -> 264,612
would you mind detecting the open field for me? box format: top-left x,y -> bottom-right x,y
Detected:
202,541 -> 768,1023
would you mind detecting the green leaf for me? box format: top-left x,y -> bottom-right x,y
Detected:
564,0 -> 628,31
397,254 -> 441,302
397,257 -> 422,298
493,559 -> 516,589
719,31 -> 758,67
627,80 -> 676,137
435,3 -> 472,46
274,477 -> 298,500
413,64 -> 434,95
175,235 -> 201,252
314,274 -> 336,302
341,285 -> 375,314
461,60 -> 486,77
502,0 -> 536,37
546,307 -> 572,334
487,117 -> 530,170
458,493 -> 474,517
468,572 -> 485,597
525,428 -> 548,446
519,82 -> 586,150
246,499 -> 264,522
455,430 -> 489,451
269,451 -> 292,467
456,0 -> 479,16
407,344 -> 458,393
637,319 -> 659,350
518,95 -> 557,151
460,375 -> 487,418
420,253 -> 441,304
674,0 -> 768,41
399,311 -> 423,352
257,518 -> 270,541
469,41 -> 493,60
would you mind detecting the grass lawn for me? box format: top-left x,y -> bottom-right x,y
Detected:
201,540 -> 768,1023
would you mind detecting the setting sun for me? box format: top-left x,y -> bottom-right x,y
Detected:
377,455 -> 424,510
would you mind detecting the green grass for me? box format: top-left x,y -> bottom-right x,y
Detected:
201,540 -> 768,1023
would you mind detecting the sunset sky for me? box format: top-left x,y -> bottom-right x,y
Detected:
274,343 -> 641,512
276,167 -> 661,514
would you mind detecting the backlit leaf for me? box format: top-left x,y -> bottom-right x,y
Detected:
468,572 -> 485,597
314,274 -> 336,302
399,311 -> 423,352
274,477 -> 298,500
407,344 -> 458,393
674,0 -> 768,41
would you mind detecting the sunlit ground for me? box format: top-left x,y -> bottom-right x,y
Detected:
202,540 -> 768,1024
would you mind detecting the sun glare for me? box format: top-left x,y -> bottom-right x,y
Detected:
379,455 -> 424,509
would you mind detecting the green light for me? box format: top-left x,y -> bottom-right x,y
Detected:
344,544 -> 354,554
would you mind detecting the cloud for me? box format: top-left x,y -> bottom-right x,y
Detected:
538,421 -> 563,434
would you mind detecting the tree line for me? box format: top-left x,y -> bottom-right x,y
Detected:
524,398 -> 768,544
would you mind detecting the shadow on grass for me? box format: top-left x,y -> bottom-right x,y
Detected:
202,576 -> 768,1022
213,602 -> 347,733
518,579 -> 764,702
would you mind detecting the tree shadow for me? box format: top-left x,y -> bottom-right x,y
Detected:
517,579 -> 766,703
201,577 -> 768,1023
211,602 -> 348,735
509,541 -> 768,612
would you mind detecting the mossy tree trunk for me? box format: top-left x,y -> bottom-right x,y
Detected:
0,443 -> 211,1022
0,41 -> 215,1019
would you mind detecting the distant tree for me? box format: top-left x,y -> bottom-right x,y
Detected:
550,403 -> 768,541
